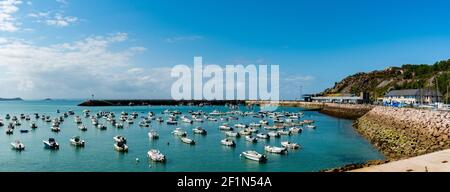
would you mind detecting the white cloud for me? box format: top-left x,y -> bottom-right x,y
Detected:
0,0 -> 22,32
29,11 -> 78,27
0,33 -> 175,99
165,35 -> 203,43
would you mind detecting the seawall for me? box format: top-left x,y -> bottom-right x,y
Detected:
246,101 -> 373,119
355,106 -> 450,160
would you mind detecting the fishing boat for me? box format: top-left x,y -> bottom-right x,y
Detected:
221,139 -> 236,146
79,125 -> 87,131
267,131 -> 280,138
172,128 -> 187,137
70,136 -> 85,147
225,131 -> 240,137
245,135 -> 257,143
193,127 -> 207,135
113,135 -> 127,144
11,140 -> 25,150
219,124 -> 233,131
180,136 -> 195,145
97,124 -> 107,130
148,130 -> 159,139
277,130 -> 291,136
114,142 -> 129,152
264,146 -> 287,154
289,127 -> 303,134
43,138 -> 59,149
256,133 -> 269,139
147,149 -> 166,162
51,126 -> 61,132
240,151 -> 267,162
281,141 -> 300,149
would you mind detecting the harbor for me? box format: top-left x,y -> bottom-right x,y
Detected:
0,100 -> 383,172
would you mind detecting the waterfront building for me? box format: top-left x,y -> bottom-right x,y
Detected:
382,89 -> 442,106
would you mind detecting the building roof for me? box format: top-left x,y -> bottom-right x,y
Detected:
385,89 -> 442,97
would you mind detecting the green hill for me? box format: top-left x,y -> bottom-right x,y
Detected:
323,59 -> 450,102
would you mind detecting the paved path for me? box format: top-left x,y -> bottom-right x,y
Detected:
351,149 -> 450,172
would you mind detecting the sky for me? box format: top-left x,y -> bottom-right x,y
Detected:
2,0 -> 450,100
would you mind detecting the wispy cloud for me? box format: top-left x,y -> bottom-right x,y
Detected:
29,11 -> 78,27
165,35 -> 203,43
0,0 -> 22,32
0,33 -> 174,99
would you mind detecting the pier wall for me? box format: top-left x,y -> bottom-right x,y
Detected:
246,101 -> 373,119
355,106 -> 450,160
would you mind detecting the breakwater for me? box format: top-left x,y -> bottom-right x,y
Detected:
246,101 -> 373,119
78,99 -> 246,106
355,106 -> 450,160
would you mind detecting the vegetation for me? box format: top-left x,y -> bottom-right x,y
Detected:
323,59 -> 450,102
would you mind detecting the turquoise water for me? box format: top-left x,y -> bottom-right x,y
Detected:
0,100 -> 384,172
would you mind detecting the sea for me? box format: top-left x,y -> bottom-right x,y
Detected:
0,100 -> 384,172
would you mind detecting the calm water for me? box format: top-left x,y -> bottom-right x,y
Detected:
0,100 -> 384,172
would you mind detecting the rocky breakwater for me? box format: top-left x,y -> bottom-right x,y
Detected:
355,106 -> 450,160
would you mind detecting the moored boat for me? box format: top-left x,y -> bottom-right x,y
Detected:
180,136 -> 195,145
256,133 -> 269,139
193,127 -> 207,135
240,151 -> 267,162
70,136 -> 85,147
281,141 -> 300,149
148,149 -> 166,162
172,128 -> 187,137
221,138 -> 236,146
264,145 -> 287,154
79,125 -> 87,131
148,130 -> 159,139
225,131 -> 240,137
11,140 -> 25,150
43,138 -> 59,149
245,135 -> 257,143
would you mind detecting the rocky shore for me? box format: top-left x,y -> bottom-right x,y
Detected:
355,106 -> 450,160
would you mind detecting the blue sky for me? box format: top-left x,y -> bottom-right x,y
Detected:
1,0 -> 450,99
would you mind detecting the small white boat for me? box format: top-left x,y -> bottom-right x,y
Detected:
74,116 -> 82,124
194,117 -> 204,122
264,145 -> 287,154
172,128 -> 187,137
245,135 -> 257,143
180,136 -> 195,145
30,122 -> 38,129
207,117 -> 218,121
114,142 -> 128,152
181,116 -> 193,124
281,141 -> 300,149
79,125 -> 87,131
139,121 -> 150,127
264,126 -> 278,130
113,135 -> 127,144
97,124 -> 107,130
193,127 -> 207,135
219,124 -> 233,131
51,126 -> 61,132
115,123 -> 124,128
221,139 -> 235,146
70,136 -> 85,147
305,125 -> 316,129
166,119 -> 178,125
148,130 -> 159,139
249,123 -> 261,127
11,140 -> 25,150
43,138 -> 59,149
5,128 -> 13,134
234,124 -> 247,129
268,131 -> 280,138
277,130 -> 291,136
241,151 -> 267,162
248,127 -> 258,133
156,117 -> 164,123
148,149 -> 166,162
127,118 -> 134,124
239,130 -> 252,136
225,131 -> 240,137
289,127 -> 303,134
256,133 -> 269,139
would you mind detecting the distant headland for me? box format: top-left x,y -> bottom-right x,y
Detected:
0,97 -> 23,101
